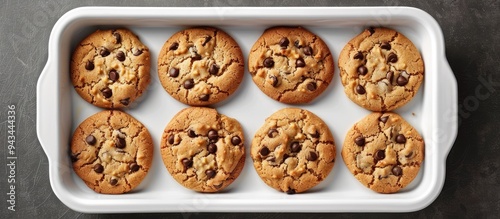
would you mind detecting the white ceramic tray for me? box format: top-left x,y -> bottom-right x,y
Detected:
37,7 -> 458,213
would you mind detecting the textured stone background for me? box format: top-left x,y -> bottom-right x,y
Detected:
1,0 -> 499,218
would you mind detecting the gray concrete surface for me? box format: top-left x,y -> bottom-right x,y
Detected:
1,0 -> 499,218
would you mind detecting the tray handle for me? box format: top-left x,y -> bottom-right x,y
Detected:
436,59 -> 458,159
37,61 -> 59,162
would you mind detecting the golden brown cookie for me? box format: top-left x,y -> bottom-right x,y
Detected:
71,29 -> 151,108
341,112 -> 424,193
158,27 -> 244,106
338,27 -> 424,111
248,27 -> 334,104
160,107 -> 245,192
251,108 -> 336,194
70,110 -> 153,194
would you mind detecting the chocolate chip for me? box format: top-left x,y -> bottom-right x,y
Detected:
307,82 -> 317,91
188,129 -> 197,138
380,116 -> 389,123
116,136 -> 126,149
86,135 -> 96,145
296,58 -> 305,68
386,71 -> 394,82
169,68 -> 179,78
101,88 -> 112,98
279,37 -> 289,48
307,151 -> 318,161
94,164 -> 104,173
392,166 -> 402,176
290,142 -> 301,153
260,147 -> 270,156
358,65 -> 368,75
169,42 -> 179,51
208,130 -> 218,142
99,47 -> 110,57
396,134 -> 406,144
405,152 -> 413,158
380,42 -> 391,50
356,85 -> 366,94
183,79 -> 194,89
110,178 -> 118,186
397,76 -> 408,86
133,49 -> 143,56
205,169 -> 216,178
130,163 -> 140,172
353,51 -> 364,60
263,57 -> 274,68
368,27 -> 375,35
294,40 -> 301,48
70,154 -> 78,162
209,63 -> 219,75
303,46 -> 313,56
355,136 -> 365,146
199,94 -> 210,101
85,60 -> 94,71
182,158 -> 193,169
116,51 -> 125,62
286,189 -> 296,194
202,36 -> 212,46
374,150 -> 385,161
267,129 -> 278,138
387,52 -> 398,63
208,143 -> 217,154
270,75 -> 279,87
113,32 -> 121,44
168,134 -> 175,144
311,131 -> 320,138
108,70 -> 119,82
192,53 -> 202,61
231,136 -> 241,146
120,98 -> 130,106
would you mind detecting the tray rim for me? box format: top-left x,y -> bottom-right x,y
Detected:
36,6 -> 458,213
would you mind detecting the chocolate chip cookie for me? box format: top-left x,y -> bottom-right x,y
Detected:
71,110 -> 154,194
71,29 -> 151,108
342,112 -> 424,193
158,27 -> 244,106
160,107 -> 245,192
338,27 -> 424,111
251,108 -> 336,194
248,27 -> 334,104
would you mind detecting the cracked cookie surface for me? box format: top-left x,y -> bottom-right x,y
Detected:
341,112 -> 424,193
248,27 -> 334,104
161,107 -> 245,192
338,27 -> 424,111
71,29 -> 151,109
158,27 -> 244,106
71,110 -> 153,194
251,108 -> 336,194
